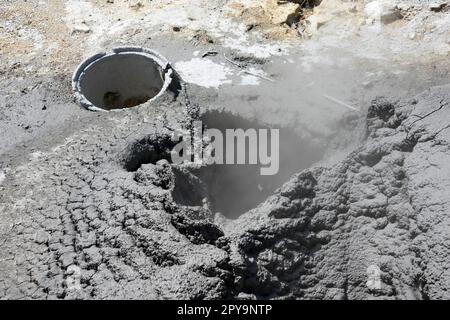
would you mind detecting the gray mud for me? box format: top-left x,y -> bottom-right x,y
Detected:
1,0 -> 450,299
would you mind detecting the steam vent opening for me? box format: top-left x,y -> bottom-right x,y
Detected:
72,47 -> 173,111
171,111 -> 326,219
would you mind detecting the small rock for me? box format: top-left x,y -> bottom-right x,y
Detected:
365,1 -> 402,25
429,2 -> 447,12
72,23 -> 90,34
396,3 -> 413,11
264,0 -> 300,25
129,0 -> 143,9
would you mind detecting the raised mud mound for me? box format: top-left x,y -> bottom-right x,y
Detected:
229,86 -> 450,299
0,85 -> 449,299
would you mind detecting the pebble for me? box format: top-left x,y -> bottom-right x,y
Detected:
72,23 -> 90,34
429,2 -> 447,12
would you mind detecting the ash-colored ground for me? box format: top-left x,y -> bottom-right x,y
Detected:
0,0 -> 449,299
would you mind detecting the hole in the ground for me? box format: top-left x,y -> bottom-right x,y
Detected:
72,47 -> 174,111
172,110 -> 326,219
122,111 -> 326,218
172,167 -> 208,207
123,134 -> 176,172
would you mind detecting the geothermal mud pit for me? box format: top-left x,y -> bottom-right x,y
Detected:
121,107 -> 324,219
0,0 -> 450,300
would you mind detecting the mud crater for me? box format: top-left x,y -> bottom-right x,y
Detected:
123,110 -> 325,219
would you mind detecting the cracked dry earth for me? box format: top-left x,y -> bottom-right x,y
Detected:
1,82 -> 450,299
1,0 -> 450,300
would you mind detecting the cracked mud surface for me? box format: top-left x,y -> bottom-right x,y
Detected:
1,83 -> 450,299
1,0 -> 449,299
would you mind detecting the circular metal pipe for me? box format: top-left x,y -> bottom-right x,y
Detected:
72,47 -> 174,111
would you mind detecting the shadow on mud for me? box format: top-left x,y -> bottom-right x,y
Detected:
172,110 -> 325,219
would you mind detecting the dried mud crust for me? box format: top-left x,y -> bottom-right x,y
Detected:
227,85 -> 450,299
1,84 -> 449,299
0,92 -> 236,299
